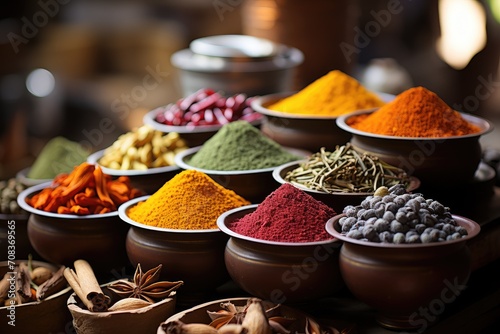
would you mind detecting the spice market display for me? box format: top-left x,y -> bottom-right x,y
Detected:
3,30 -> 500,334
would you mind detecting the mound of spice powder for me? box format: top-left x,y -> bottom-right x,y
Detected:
267,70 -> 385,116
187,120 -> 300,170
28,136 -> 90,179
228,183 -> 336,242
127,170 -> 250,229
347,86 -> 482,137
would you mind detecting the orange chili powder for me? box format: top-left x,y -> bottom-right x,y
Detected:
347,86 -> 481,137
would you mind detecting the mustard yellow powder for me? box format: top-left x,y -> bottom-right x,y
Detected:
127,170 -> 250,229
268,70 -> 385,116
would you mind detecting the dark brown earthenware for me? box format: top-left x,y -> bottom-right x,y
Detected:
119,196 -> 230,306
252,93 -> 352,152
325,214 -> 481,330
336,110 -> 493,187
217,205 -> 344,304
87,150 -> 180,195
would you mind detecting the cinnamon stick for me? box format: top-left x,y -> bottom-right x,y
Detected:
69,260 -> 110,312
64,268 -> 95,311
36,266 -> 66,300
16,263 -> 32,303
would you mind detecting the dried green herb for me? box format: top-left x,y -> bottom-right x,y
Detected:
284,144 -> 410,193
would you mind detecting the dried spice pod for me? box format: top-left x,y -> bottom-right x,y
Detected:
107,298 -> 152,311
107,263 -> 183,303
30,266 -> 53,286
162,320 -> 219,334
241,298 -> 272,334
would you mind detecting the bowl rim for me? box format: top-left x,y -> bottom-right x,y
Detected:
174,146 -> 309,175
17,182 -> 119,219
325,213 -> 481,248
217,204 -> 339,246
336,109 -> 494,140
16,166 -> 52,187
143,106 -> 263,134
170,47 -> 304,72
118,195 -> 222,233
272,160 -> 421,196
87,149 -> 180,176
190,35 -> 282,59
251,92 -> 395,120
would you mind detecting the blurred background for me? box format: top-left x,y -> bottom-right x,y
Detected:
1,0 -> 500,179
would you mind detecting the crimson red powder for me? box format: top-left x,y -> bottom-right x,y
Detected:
228,183 -> 336,242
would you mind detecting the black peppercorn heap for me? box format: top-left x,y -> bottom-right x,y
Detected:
339,184 -> 468,244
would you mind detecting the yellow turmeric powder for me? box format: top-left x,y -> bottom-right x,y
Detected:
267,70 -> 385,116
127,170 -> 250,229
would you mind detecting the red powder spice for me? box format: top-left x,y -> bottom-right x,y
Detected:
228,183 -> 336,242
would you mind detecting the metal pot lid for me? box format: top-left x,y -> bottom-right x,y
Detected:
190,35 -> 280,59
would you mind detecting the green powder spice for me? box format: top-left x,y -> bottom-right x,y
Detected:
188,121 -> 301,170
28,137 -> 90,179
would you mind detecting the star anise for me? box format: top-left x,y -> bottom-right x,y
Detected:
207,300 -> 295,333
107,264 -> 183,303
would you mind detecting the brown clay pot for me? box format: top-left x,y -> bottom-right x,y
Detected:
119,196 -> 230,306
217,205 -> 344,304
325,214 -> 481,330
252,93 -> 352,152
